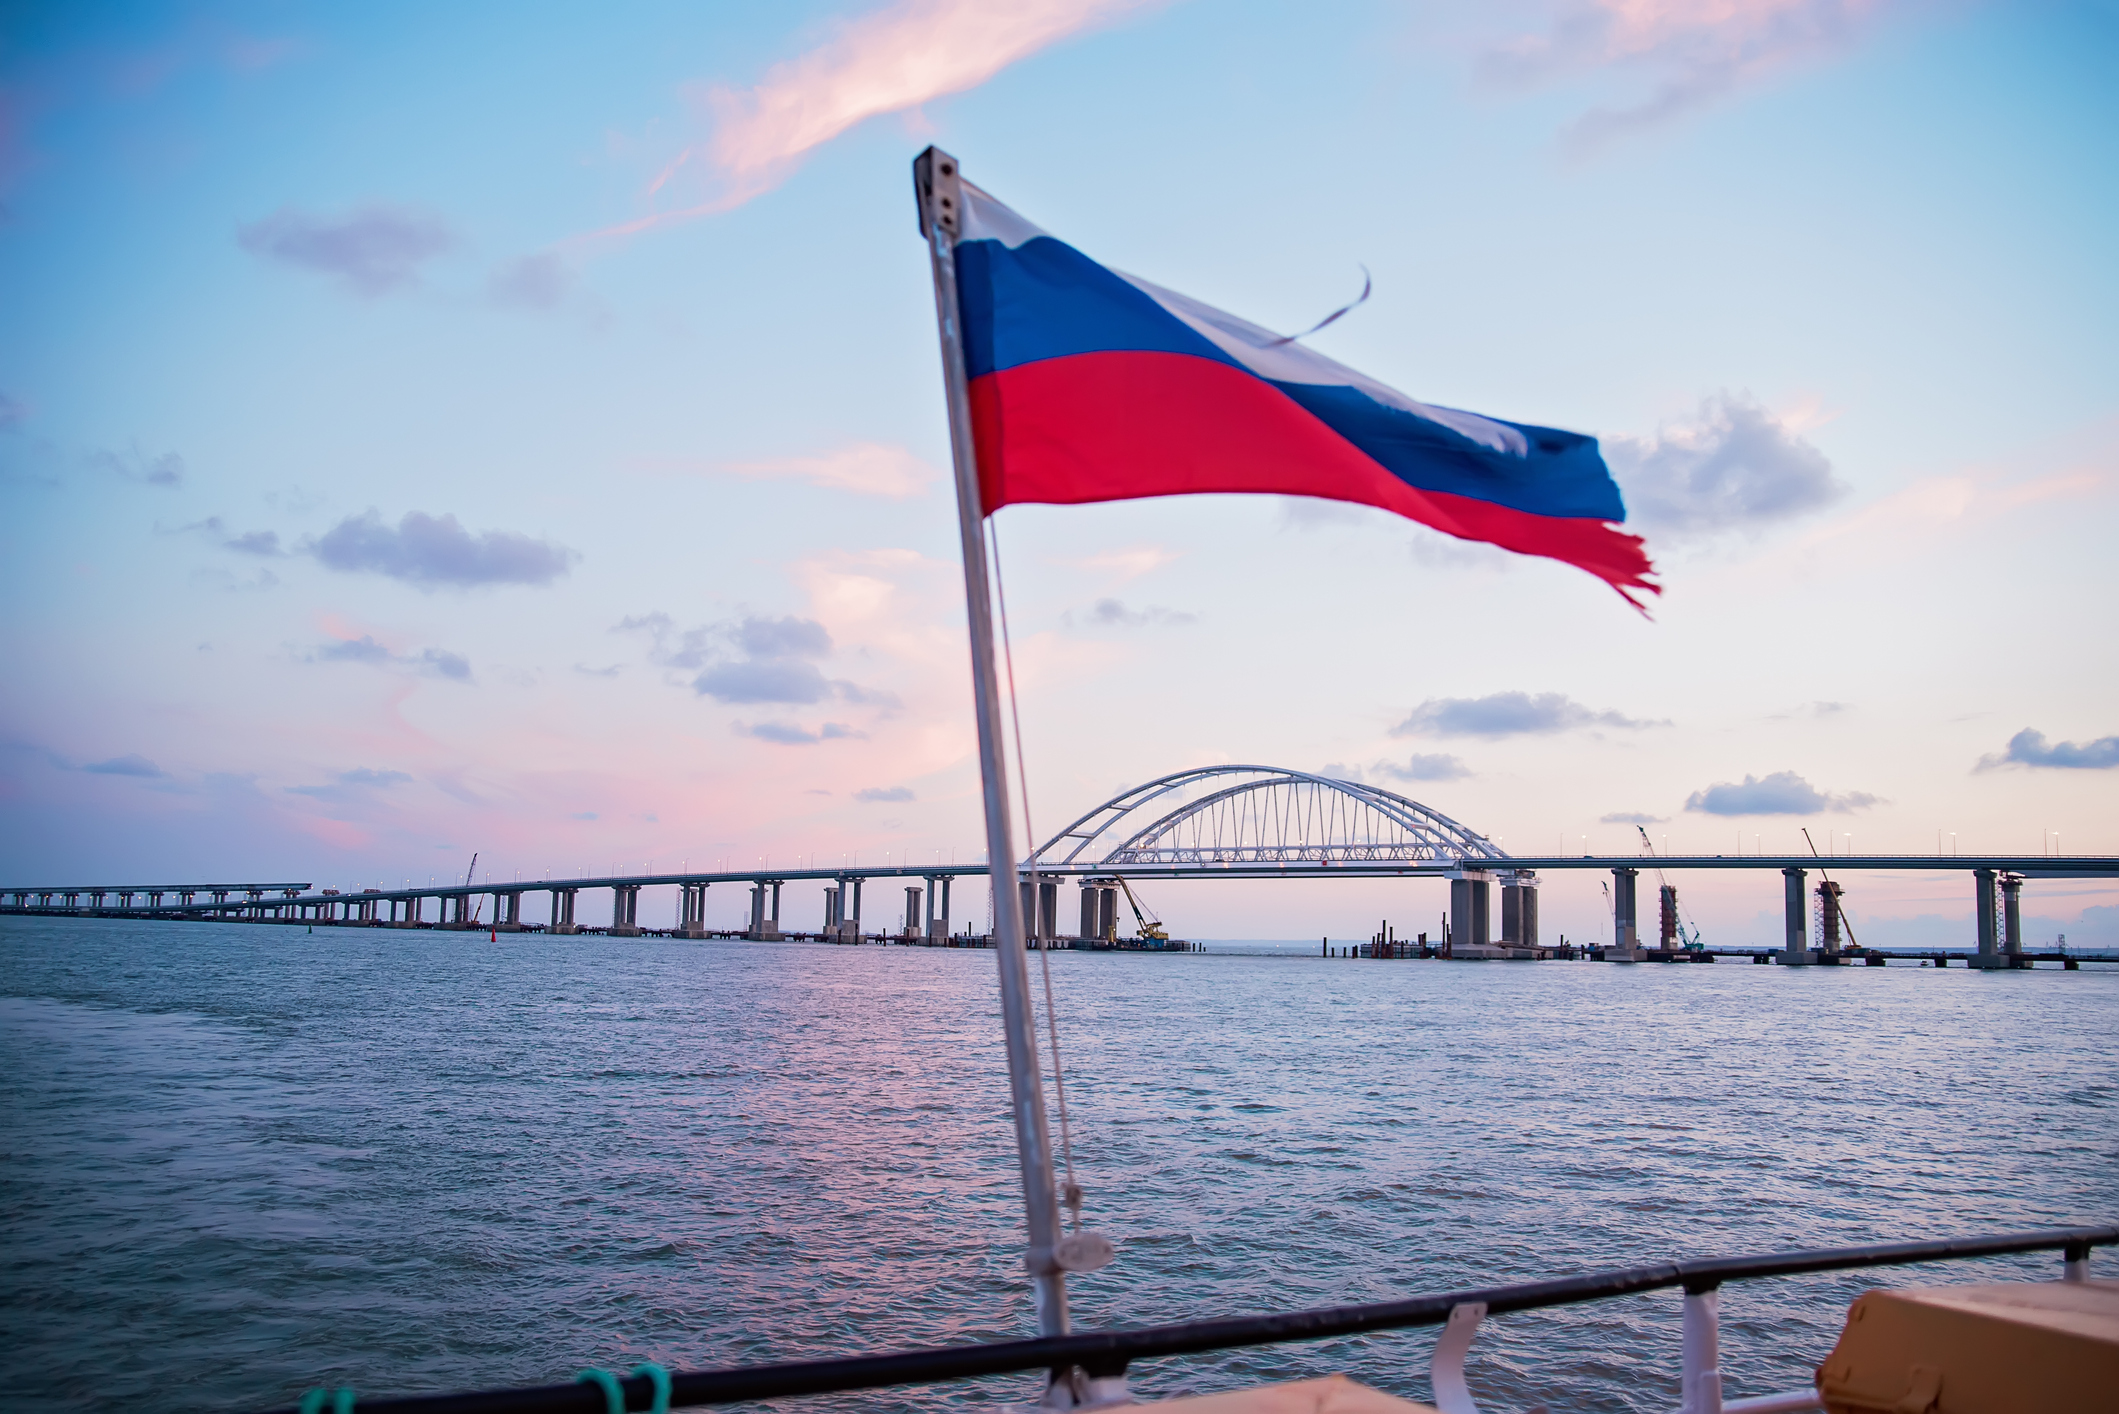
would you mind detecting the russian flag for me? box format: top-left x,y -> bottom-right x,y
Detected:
953,182 -> 1657,608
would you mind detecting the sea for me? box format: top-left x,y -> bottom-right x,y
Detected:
3,916 -> 2114,1414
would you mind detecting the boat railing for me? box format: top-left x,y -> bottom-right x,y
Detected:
262,1223 -> 2115,1414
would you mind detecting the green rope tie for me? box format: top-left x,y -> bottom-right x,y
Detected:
298,1389 -> 355,1414
576,1369 -> 625,1414
574,1362 -> 671,1414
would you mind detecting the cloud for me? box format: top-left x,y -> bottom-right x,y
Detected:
1684,771 -> 1880,816
856,785 -> 915,803
1378,754 -> 1472,783
696,658 -> 832,705
1977,728 -> 2119,773
1483,0 -> 1894,155
287,766 -> 414,798
313,634 -> 472,680
1600,811 -> 1666,825
1606,393 -> 1844,537
739,720 -> 864,745
418,648 -> 472,681
181,516 -> 284,556
724,442 -> 939,499
310,510 -> 577,588
1392,691 -> 1661,738
238,204 -> 453,295
82,753 -> 164,777
339,767 -> 412,787
0,390 -> 23,430
574,663 -> 624,678
734,614 -> 832,659
1075,597 -> 1197,628
489,252 -> 575,308
93,447 -> 185,487
631,0 -> 1157,222
571,811 -> 599,820
315,635 -> 394,664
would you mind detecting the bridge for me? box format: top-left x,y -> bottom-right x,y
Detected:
5,766 -> 2113,969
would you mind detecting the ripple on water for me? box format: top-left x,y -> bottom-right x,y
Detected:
0,917 -> 2114,1414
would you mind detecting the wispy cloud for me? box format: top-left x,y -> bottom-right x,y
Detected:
1069,597 -> 1197,628
724,443 -> 941,499
93,446 -> 185,487
855,785 -> 915,802
602,0 -> 1158,235
1608,392 -> 1844,537
1976,728 -> 2119,773
1600,810 -> 1666,825
738,720 -> 865,745
312,633 -> 473,681
1685,770 -> 1879,815
309,511 -> 577,589
287,767 -> 414,799
619,611 -> 897,708
1378,753 -> 1472,783
488,252 -> 576,309
238,204 -> 453,296
1392,691 -> 1662,739
1483,0 -> 1895,155
82,753 -> 165,778
0,390 -> 25,431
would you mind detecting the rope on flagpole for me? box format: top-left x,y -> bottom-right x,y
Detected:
987,517 -> 1083,1229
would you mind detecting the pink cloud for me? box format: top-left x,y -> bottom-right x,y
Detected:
1482,0 -> 1898,154
589,0 -> 1163,239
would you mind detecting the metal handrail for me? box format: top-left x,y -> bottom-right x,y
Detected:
259,1224 -> 2114,1413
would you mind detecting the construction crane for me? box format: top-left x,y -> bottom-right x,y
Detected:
1637,827 -> 1703,949
1113,877 -> 1168,943
1805,822 -> 1856,958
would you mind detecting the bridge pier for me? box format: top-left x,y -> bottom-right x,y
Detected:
494,890 -> 524,931
679,882 -> 709,938
747,881 -> 782,940
926,875 -> 951,940
611,884 -> 641,937
1501,873 -> 1539,947
1781,867 -> 1810,964
1448,870 -> 1493,956
550,887 -> 578,934
902,886 -> 923,941
1610,867 -> 1641,962
2001,873 -> 2025,968
1971,868 -> 2001,969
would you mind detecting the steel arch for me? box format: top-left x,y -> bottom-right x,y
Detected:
1029,766 -> 1506,870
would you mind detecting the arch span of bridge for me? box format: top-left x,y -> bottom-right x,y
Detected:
1029,765 -> 1507,871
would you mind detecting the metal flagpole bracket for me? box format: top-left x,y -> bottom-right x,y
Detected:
914,147 -> 963,239
914,145 -> 1072,1344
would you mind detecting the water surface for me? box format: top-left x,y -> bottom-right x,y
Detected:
2,917 -> 2113,1412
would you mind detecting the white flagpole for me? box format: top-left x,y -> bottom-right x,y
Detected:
914,146 -> 1071,1339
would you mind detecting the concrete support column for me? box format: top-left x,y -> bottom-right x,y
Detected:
1501,884 -> 1522,944
903,886 -> 922,941
847,877 -> 863,941
679,882 -> 708,938
1973,868 -> 2000,968
1612,867 -> 1641,961
611,885 -> 640,937
550,888 -> 578,934
928,875 -> 950,939
1098,885 -> 1118,941
749,883 -> 767,939
769,881 -> 782,935
824,886 -> 841,934
922,876 -> 937,938
1079,884 -> 1099,942
1782,868 -> 1809,964
2001,874 -> 2025,966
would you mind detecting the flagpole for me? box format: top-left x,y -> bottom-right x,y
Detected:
915,146 -> 1071,1341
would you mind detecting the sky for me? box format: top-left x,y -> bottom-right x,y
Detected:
2,0 -> 2115,947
